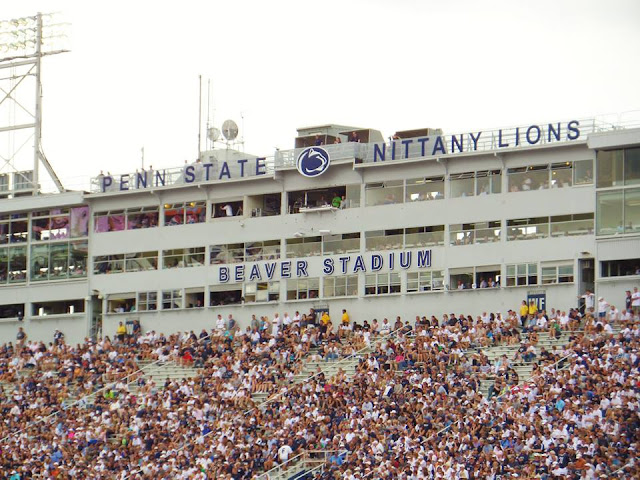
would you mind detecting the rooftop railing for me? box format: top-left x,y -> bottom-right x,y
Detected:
87,114 -> 640,194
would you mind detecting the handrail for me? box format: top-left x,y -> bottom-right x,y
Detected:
609,461 -> 633,477
0,330 -> 211,445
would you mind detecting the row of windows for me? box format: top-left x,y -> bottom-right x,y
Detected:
104,262 -> 576,312
0,207 -> 89,244
92,159 -> 596,235
92,216 -> 594,274
0,242 -> 89,284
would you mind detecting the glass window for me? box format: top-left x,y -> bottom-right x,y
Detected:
31,208 -> 70,241
244,282 -> 279,303
285,236 -> 322,258
506,263 -> 538,287
508,165 -> 549,192
125,251 -> 158,272
8,246 -> 26,283
323,275 -> 358,298
624,188 -> 640,234
163,247 -> 205,268
31,244 -> 49,280
322,233 -> 360,255
32,299 -> 84,316
127,207 -> 159,230
107,294 -> 135,314
476,170 -> 502,195
94,211 -> 126,233
624,148 -> 640,186
450,172 -> 475,198
550,163 -> 572,188
541,264 -> 574,284
210,243 -> 244,264
550,213 -> 594,237
286,278 -> 320,300
210,284 -> 243,306
405,176 -> 444,202
449,268 -> 473,290
601,259 -> 640,278
507,217 -> 549,241
245,240 -> 281,262
162,290 -> 182,309
364,273 -> 400,295
365,229 -> 403,251
596,191 -> 623,235
596,150 -> 624,188
366,180 -> 403,206
573,159 -> 593,185
406,271 -> 444,292
404,225 -> 445,247
138,291 -> 157,311
165,202 -> 206,226
0,248 -> 7,283
49,243 -> 69,280
450,221 -> 500,245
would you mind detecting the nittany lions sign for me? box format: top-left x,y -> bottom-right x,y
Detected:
296,147 -> 331,177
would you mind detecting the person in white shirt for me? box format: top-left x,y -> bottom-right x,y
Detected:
609,305 -> 620,322
580,290 -> 595,315
278,442 -> 293,463
215,315 -> 225,332
597,297 -> 609,319
632,287 -> 640,317
219,204 -> 233,217
271,313 -> 281,337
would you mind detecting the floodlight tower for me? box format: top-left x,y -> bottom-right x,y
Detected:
0,12 -> 69,196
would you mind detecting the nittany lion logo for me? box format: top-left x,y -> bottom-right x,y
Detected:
296,147 -> 331,177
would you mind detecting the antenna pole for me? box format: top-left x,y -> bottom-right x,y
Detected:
197,75 -> 202,160
206,79 -> 210,150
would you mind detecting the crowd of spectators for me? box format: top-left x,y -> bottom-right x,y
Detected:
0,303 -> 637,479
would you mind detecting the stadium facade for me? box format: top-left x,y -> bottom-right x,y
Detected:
0,118 -> 638,345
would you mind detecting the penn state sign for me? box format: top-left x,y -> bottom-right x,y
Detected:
296,147 -> 331,177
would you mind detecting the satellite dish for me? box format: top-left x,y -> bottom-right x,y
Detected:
221,119 -> 239,141
207,127 -> 221,142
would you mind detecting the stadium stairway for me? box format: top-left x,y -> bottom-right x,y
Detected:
471,326 -> 622,398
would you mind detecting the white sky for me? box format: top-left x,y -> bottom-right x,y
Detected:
2,0 -> 640,191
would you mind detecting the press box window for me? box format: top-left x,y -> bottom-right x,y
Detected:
244,282 -> 280,303
286,278 -> 319,300
210,284 -> 243,306
323,275 -> 358,298
162,290 -> 183,309
541,264 -> 574,284
137,292 -> 157,311
601,259 -> 640,278
406,271 -> 444,292
32,299 -> 85,316
506,263 -> 538,287
364,273 -> 400,295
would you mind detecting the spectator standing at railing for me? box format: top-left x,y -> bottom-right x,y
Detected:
579,289 -> 596,315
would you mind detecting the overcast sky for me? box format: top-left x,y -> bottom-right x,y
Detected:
2,0 -> 640,191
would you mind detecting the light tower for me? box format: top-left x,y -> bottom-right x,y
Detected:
0,12 -> 69,197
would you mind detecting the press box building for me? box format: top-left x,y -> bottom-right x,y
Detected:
0,117 -> 638,344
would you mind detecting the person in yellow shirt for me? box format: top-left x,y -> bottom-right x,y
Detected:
320,311 -> 331,338
341,309 -> 350,325
116,321 -> 127,343
519,300 -> 529,328
528,300 -> 538,317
